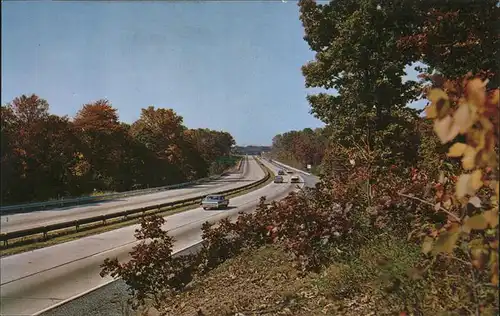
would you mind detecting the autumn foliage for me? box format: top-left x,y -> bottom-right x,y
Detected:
0,98 -> 236,204
271,128 -> 326,174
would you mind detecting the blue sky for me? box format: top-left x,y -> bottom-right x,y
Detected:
1,1 -> 425,146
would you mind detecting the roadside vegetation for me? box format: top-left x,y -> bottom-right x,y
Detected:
1,100 -> 237,204
97,0 -> 497,315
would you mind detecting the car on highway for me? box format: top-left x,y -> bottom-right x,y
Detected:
290,175 -> 300,183
201,194 -> 230,210
287,170 -> 293,174
274,175 -> 284,183
278,169 -> 285,175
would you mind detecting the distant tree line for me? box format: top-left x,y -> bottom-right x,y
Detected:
271,128 -> 327,173
0,95 -> 236,204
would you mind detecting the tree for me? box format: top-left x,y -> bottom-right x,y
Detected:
1,95 -> 82,202
298,0 -> 430,169
271,128 -> 326,169
397,0 -> 499,86
1,96 -> 238,203
130,106 -> 192,182
73,99 -> 127,191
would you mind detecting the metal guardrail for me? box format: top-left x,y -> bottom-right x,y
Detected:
0,157 -> 269,246
0,156 -> 245,215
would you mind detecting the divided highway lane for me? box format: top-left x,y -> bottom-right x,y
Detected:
0,157 -> 264,234
266,158 -> 320,188
0,157 -> 295,316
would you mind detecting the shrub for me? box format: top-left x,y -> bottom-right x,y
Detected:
100,215 -> 197,310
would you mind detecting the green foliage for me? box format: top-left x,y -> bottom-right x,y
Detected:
271,128 -> 327,171
298,0 -> 422,165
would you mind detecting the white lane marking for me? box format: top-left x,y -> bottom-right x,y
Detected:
31,183 -> 293,316
30,240 -> 204,316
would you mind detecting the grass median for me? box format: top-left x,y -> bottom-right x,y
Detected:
0,160 -> 274,257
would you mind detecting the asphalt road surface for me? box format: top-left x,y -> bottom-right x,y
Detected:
0,157 -> 301,316
0,157 -> 265,234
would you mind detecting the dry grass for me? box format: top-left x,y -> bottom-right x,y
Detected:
149,236 -> 464,316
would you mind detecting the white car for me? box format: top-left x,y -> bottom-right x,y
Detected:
201,194 -> 230,210
290,175 -> 300,183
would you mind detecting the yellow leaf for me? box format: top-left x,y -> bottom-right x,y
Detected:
463,214 -> 488,230
422,236 -> 433,255
491,273 -> 498,286
425,103 -> 437,119
483,209 -> 499,228
428,89 -> 450,118
470,169 -> 483,191
434,115 -> 460,144
447,143 -> 468,158
456,174 -> 471,198
479,117 -> 493,131
467,78 -> 486,108
428,88 -> 449,103
490,89 -> 499,105
468,238 -> 484,248
470,246 -> 484,260
432,231 -> 460,255
461,147 -> 477,170
453,103 -> 475,134
468,196 -> 482,208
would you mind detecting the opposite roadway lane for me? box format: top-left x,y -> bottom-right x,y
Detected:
0,156 -> 261,234
0,156 -> 298,315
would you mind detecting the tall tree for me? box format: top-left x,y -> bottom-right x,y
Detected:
73,99 -> 128,191
130,106 -> 191,183
299,0 -> 425,167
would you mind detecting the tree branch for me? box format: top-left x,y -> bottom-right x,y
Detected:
397,192 -> 462,223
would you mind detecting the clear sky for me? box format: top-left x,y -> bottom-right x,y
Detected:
1,1 -> 425,146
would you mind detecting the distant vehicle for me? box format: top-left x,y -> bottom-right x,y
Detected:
201,194 -> 229,210
290,175 -> 300,183
287,170 -> 293,174
274,175 -> 284,183
278,170 -> 285,175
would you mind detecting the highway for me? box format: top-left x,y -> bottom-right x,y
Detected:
0,157 -> 303,316
0,156 -> 263,234
266,158 -> 320,188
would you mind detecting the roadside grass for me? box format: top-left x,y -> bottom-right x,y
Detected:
0,161 -> 274,258
149,235 -> 447,316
